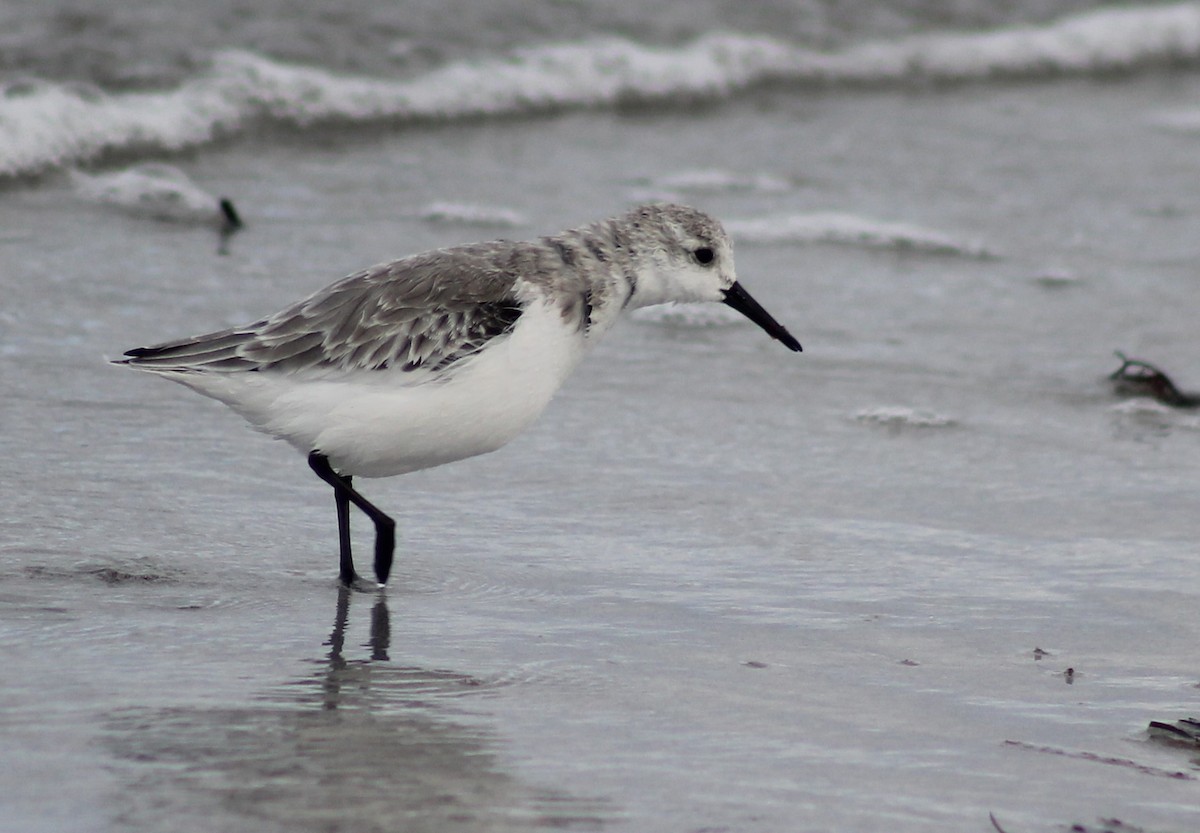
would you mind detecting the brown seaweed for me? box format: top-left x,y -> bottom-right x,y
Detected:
1109,352 -> 1200,408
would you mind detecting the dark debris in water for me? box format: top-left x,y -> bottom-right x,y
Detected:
217,196 -> 244,256
1067,819 -> 1157,833
218,197 -> 243,231
992,813 -> 1189,833
1147,718 -> 1200,749
1109,352 -> 1200,408
1003,740 -> 1194,781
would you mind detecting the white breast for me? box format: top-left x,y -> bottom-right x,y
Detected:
180,297 -> 588,478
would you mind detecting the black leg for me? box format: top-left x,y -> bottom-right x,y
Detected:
308,452 -> 396,586
335,477 -> 354,585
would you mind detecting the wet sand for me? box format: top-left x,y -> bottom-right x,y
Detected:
4,75 -> 1200,832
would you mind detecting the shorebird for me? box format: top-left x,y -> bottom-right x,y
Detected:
116,203 -> 802,586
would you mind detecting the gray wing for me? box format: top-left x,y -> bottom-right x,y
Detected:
119,244 -> 526,375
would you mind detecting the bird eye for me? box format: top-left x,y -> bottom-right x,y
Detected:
693,246 -> 715,265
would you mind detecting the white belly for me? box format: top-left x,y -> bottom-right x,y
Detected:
174,300 -> 587,478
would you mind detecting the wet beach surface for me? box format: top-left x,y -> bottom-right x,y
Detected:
4,66 -> 1200,833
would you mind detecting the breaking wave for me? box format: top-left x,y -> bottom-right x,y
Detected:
2,3 -> 1199,177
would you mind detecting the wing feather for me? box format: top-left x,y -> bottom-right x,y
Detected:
118,244 -> 528,376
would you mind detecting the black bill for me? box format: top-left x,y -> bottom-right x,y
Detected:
722,282 -> 802,352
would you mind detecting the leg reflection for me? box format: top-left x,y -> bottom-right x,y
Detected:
325,585 -> 351,672
369,593 -> 390,661
321,586 -> 390,710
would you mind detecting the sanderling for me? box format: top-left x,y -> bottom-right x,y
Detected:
115,203 -> 801,586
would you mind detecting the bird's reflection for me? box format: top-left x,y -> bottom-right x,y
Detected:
309,585 -> 500,713
320,585 -> 390,710
98,584 -> 611,829
369,592 -> 390,661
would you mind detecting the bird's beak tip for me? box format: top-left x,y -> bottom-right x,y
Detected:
723,282 -> 803,354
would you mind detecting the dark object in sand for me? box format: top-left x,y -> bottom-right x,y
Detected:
1066,820 -> 1149,833
1148,717 -> 1200,748
1109,352 -> 1200,408
219,198 -> 244,232
216,198 -> 244,256
1003,739 -> 1194,780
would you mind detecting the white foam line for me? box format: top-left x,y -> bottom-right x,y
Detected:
727,213 -> 996,259
3,3 -> 1200,176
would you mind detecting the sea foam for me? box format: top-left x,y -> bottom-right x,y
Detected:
417,202 -> 529,228
69,164 -> 231,224
854,406 -> 958,429
2,3 -> 1199,177
727,213 -> 995,259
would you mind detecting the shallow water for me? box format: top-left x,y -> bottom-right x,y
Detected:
4,20 -> 1200,833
